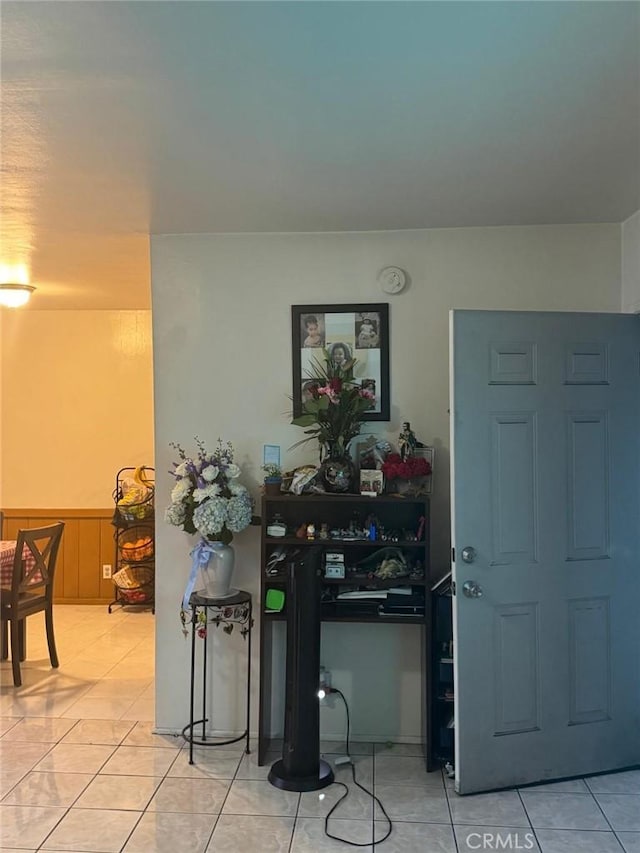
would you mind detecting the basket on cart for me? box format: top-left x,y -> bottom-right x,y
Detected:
117,525 -> 154,563
112,466 -> 155,527
117,489 -> 154,522
112,564 -> 154,605
109,465 -> 156,614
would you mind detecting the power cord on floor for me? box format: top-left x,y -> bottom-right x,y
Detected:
322,687 -> 393,847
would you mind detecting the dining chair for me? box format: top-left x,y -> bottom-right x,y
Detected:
0,522 -> 65,687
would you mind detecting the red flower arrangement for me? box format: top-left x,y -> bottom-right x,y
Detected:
381,453 -> 432,481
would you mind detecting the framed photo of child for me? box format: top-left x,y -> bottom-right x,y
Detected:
291,303 -> 390,421
300,312 -> 325,348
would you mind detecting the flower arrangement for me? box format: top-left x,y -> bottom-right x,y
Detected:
165,437 -> 253,545
292,349 -> 374,457
381,453 -> 432,481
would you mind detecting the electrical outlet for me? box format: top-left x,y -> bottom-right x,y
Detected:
102,564 -> 112,579
319,666 -> 331,691
318,666 -> 331,701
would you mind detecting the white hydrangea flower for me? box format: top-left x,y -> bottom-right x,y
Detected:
171,479 -> 191,502
226,493 -> 253,532
202,465 -> 219,482
229,482 -> 248,496
193,497 -> 227,536
226,463 -> 241,479
175,462 -> 189,477
165,502 -> 186,526
193,488 -> 209,503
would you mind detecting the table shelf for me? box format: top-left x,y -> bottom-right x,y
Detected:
259,492 -> 432,769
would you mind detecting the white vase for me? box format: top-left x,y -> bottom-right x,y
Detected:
201,542 -> 235,598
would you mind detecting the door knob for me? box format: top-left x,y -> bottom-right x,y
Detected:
462,580 -> 483,598
461,546 -> 476,564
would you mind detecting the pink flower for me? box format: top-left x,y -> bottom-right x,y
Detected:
317,385 -> 339,404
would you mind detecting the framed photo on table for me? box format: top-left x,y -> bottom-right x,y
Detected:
292,303 -> 390,421
360,469 -> 384,496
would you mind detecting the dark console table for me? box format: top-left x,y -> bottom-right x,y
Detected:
259,494 -> 432,769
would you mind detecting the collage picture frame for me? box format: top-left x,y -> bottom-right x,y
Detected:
291,303 -> 390,421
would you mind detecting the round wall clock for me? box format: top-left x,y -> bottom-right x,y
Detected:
378,266 -> 406,295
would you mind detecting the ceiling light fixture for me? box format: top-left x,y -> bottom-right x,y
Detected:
0,283 -> 36,308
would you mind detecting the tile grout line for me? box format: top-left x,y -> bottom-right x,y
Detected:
441,766 -> 461,853
117,725 -> 187,852
183,734 -> 268,849
588,784 -> 623,838
32,721 -> 107,852
516,788 -> 543,852
289,742 -> 301,853
0,732 -> 60,803
614,830 -> 633,852
210,737 -> 251,845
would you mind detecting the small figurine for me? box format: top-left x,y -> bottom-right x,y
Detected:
398,422 -> 416,461
319,523 -> 329,540
306,523 -> 316,540
398,422 -> 425,461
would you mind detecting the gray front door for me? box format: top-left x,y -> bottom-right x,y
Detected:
450,310 -> 640,794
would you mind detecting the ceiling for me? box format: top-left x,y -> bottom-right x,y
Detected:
1,1 -> 639,310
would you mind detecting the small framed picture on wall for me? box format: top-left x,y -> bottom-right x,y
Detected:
291,303 -> 390,421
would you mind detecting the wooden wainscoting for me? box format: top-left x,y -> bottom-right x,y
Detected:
1,509 -> 118,604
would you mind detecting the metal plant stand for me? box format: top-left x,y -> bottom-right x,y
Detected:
181,590 -> 253,765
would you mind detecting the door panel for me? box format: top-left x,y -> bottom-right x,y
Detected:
568,597 -> 610,725
566,412 -> 609,560
490,413 -> 537,564
450,310 -> 640,793
493,603 -> 539,735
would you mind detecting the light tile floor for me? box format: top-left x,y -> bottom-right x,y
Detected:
1,605 -> 639,851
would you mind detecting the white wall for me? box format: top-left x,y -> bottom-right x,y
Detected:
152,223 -> 621,741
1,310 -> 154,507
622,210 -> 640,313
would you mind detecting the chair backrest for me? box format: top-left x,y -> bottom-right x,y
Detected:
10,522 -> 65,601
